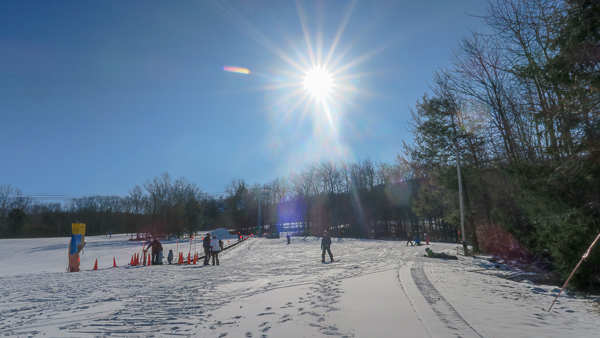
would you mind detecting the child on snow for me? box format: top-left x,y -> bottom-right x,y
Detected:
424,247 -> 458,260
414,236 -> 421,246
167,249 -> 174,264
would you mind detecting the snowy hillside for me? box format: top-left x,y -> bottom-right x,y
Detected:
0,234 -> 598,337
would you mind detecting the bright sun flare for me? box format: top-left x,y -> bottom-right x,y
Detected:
303,66 -> 333,100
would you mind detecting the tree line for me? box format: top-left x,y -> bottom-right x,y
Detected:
0,162 -> 457,243
403,0 -> 599,290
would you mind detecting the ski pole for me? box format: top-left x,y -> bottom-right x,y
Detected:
548,233 -> 600,312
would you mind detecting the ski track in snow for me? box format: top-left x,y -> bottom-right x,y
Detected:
0,235 -> 598,337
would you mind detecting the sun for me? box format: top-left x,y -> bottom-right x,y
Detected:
303,66 -> 334,100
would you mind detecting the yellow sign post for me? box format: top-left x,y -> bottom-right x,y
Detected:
72,223 -> 86,246
68,223 -> 86,272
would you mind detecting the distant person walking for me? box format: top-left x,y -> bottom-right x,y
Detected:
321,231 -> 334,263
149,238 -> 163,265
219,238 -> 224,251
287,233 -> 291,245
425,233 -> 430,245
406,233 -> 414,246
202,233 -> 212,266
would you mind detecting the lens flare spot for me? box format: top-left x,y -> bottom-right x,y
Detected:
223,65 -> 250,74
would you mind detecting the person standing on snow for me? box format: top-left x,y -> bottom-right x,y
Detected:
406,233 -> 414,246
202,233 -> 212,266
167,249 -> 174,265
287,233 -> 291,244
218,238 -> 224,251
149,238 -> 163,265
210,235 -> 220,266
321,231 -> 334,263
425,233 -> 430,245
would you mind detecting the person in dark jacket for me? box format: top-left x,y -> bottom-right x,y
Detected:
287,233 -> 291,244
149,238 -> 163,265
406,233 -> 414,246
219,239 -> 224,251
321,231 -> 334,262
167,249 -> 174,265
202,233 -> 212,266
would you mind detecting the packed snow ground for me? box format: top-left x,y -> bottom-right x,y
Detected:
0,234 -> 598,337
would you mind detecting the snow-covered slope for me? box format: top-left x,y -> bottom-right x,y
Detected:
0,234 -> 597,337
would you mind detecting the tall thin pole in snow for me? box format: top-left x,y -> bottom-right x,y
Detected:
453,131 -> 468,255
547,233 -> 600,312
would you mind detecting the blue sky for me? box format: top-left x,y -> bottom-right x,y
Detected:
0,0 -> 487,199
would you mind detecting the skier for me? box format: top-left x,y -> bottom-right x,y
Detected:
287,233 -> 291,244
406,233 -> 414,246
218,238 -> 224,251
210,235 -> 220,266
425,247 -> 458,260
167,249 -> 174,265
202,233 -> 212,266
321,231 -> 334,263
148,238 -> 163,265
425,233 -> 430,245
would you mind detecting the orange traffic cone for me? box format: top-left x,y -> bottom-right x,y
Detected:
93,259 -> 98,270
148,253 -> 151,266
187,252 -> 191,265
130,255 -> 134,266
178,252 -> 182,265
193,253 -> 197,265
113,257 -> 117,268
